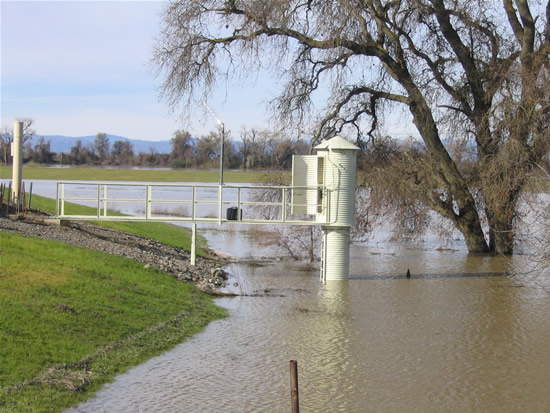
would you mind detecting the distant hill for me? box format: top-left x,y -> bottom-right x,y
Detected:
27,134 -> 172,154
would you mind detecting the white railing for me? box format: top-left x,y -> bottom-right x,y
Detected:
55,182 -> 333,226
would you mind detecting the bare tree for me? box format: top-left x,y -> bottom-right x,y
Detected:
195,131 -> 221,167
247,129 -> 273,169
94,132 -> 110,164
239,127 -> 256,169
31,137 -> 54,164
69,140 -> 96,165
170,129 -> 194,167
517,164 -> 550,274
111,140 -> 135,165
239,128 -> 310,170
153,0 -> 550,255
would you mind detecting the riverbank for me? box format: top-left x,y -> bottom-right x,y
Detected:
0,213 -> 231,412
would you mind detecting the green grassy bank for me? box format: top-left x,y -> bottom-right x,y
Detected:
0,189 -> 225,411
27,192 -> 210,257
0,166 -> 290,184
0,232 -> 227,412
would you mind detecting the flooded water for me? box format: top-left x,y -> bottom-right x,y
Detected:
61,230 -> 549,412
7,180 -> 550,411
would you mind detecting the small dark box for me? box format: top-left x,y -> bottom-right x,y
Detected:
226,207 -> 241,221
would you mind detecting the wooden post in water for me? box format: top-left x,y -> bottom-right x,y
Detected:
290,360 -> 299,413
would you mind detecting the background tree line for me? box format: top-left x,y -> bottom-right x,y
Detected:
0,126 -> 313,170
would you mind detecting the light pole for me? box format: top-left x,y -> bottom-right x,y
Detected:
203,101 -> 225,225
202,100 -> 224,186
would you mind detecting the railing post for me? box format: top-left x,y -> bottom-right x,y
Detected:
60,183 -> 65,216
146,185 -> 152,220
282,188 -> 287,222
191,223 -> 197,266
218,184 -> 223,225
103,185 -> 108,217
96,184 -> 101,219
11,121 -> 23,204
28,182 -> 33,210
237,187 -> 241,221
56,182 -> 60,217
192,186 -> 196,220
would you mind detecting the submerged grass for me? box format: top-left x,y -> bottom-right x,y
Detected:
0,232 -> 227,412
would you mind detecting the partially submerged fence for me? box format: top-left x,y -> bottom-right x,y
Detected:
55,182 -> 333,226
55,181 -> 334,268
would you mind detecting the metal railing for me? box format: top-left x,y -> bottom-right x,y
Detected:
55,182 -> 333,226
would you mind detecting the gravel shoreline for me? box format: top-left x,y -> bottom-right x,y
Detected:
0,212 -> 235,295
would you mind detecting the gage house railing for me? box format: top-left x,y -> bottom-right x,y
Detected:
55,182 -> 334,265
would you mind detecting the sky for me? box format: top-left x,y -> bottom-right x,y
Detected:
0,0 -> 278,141
1,0 -> 416,142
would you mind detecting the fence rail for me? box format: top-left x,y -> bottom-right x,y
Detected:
55,182 -> 332,226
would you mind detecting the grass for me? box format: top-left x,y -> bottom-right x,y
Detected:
0,166 -> 290,184
23,192 -> 211,258
0,232 -> 227,412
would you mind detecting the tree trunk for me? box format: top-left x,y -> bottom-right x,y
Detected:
485,193 -> 519,255
453,203 -> 491,253
405,88 -> 491,253
462,229 -> 491,253
487,216 -> 515,255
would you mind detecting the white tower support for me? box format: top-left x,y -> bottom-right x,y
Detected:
12,121 -> 23,202
321,227 -> 351,281
315,136 -> 360,281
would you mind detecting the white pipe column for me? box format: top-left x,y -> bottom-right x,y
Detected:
315,136 -> 360,281
12,121 -> 23,202
321,227 -> 352,281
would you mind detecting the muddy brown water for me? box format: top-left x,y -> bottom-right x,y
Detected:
10,180 -> 549,412
63,227 -> 550,413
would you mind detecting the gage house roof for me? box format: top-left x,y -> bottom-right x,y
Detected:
314,135 -> 360,151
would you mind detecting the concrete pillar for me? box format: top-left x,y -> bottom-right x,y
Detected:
12,121 -> 23,202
